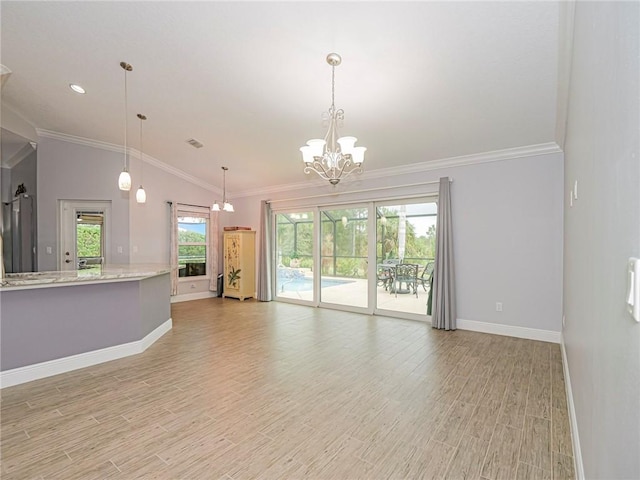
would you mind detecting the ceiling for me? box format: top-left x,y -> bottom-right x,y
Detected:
1,1 -> 560,194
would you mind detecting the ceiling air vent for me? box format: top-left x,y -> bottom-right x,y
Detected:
186,138 -> 203,149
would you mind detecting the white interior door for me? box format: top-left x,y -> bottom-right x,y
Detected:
59,200 -> 111,271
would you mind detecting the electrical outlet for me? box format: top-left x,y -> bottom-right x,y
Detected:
496,302 -> 503,312
46,246 -> 52,254
190,283 -> 196,289
117,246 -> 123,254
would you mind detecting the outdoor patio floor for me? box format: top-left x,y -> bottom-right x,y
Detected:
276,277 -> 431,317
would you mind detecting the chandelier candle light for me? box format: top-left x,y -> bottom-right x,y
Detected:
300,53 -> 366,185
136,113 -> 147,203
118,61 -> 133,191
212,166 -> 234,212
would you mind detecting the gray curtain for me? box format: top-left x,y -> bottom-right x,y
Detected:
432,177 -> 456,330
208,210 -> 219,292
257,200 -> 273,301
169,202 -> 179,296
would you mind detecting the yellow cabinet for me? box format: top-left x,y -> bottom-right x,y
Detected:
223,230 -> 255,301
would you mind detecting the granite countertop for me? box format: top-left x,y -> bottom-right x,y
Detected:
0,264 -> 172,290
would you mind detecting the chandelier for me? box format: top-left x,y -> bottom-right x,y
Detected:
211,166 -> 234,212
300,53 -> 366,185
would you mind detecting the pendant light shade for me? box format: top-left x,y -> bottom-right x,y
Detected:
136,186 -> 146,203
118,61 -> 133,191
136,113 -> 147,204
118,170 -> 132,191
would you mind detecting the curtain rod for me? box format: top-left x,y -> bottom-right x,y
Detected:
267,178 -> 452,204
166,201 -> 211,209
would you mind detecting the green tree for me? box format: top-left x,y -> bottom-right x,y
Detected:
76,224 -> 101,257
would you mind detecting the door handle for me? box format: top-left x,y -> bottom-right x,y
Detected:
65,259 -> 71,263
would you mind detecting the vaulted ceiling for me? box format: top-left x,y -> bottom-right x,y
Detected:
1,1 -> 560,194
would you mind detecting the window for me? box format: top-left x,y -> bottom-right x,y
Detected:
76,210 -> 105,271
177,213 -> 208,278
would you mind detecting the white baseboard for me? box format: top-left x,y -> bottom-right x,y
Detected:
561,333 -> 585,480
171,291 -> 218,303
140,318 -> 173,351
0,318 -> 172,389
456,318 -> 561,343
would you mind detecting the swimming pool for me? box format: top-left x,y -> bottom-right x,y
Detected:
279,277 -> 354,293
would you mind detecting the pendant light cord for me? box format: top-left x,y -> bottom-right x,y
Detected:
124,68 -> 128,172
331,64 -> 335,110
222,167 -> 227,203
139,115 -> 143,184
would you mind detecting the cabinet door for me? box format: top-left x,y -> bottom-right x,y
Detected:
224,233 -> 243,295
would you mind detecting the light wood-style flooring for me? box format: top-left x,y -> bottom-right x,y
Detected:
1,299 -> 575,479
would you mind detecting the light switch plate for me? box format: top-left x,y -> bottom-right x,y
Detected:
627,258 -> 640,322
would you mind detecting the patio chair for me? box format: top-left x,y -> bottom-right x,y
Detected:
416,261 -> 434,291
377,259 -> 400,291
392,263 -> 419,297
377,265 -> 393,291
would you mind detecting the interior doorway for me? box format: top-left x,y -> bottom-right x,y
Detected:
58,200 -> 111,271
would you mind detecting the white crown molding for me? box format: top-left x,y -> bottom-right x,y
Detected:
36,129 -> 220,194
2,142 -> 36,169
232,142 -> 563,199
35,128 -> 561,201
0,318 -> 172,388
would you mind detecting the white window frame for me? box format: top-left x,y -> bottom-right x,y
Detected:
177,209 -> 210,281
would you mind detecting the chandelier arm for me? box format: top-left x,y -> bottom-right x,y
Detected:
304,158 -> 333,180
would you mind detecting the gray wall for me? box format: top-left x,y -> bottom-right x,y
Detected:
230,151 -> 564,333
36,136 -> 218,296
126,148 -> 220,297
1,282 -> 141,370
37,137 -> 131,271
562,2 -> 640,479
139,272 -> 171,337
10,149 -> 37,199
0,273 -> 171,370
1,167 -> 12,203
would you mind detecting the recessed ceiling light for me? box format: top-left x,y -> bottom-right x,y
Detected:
69,84 -> 86,94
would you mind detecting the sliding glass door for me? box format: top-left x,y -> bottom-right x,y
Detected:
375,200 -> 437,317
272,197 -> 437,319
319,206 -> 368,309
274,211 -> 314,302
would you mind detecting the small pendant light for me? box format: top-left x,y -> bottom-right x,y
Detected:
118,62 -> 133,191
136,113 -> 147,203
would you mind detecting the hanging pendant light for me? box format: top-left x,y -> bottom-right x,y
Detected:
136,113 -> 147,203
211,167 -> 234,212
118,61 -> 133,191
300,53 -> 366,185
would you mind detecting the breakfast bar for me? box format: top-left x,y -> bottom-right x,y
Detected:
0,265 -> 172,387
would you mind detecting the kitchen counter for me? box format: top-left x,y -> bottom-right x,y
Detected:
0,264 -> 171,290
0,266 -> 172,387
